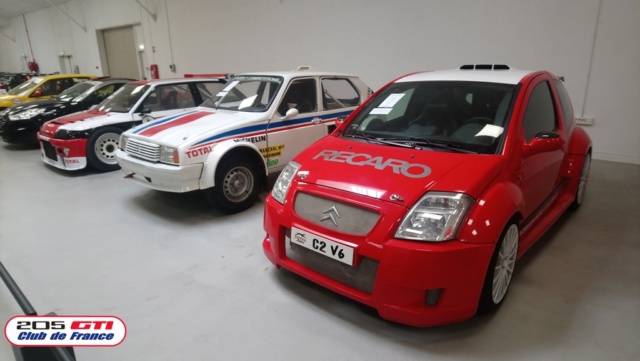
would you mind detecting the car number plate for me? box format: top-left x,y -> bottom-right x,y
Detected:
290,227 -> 354,266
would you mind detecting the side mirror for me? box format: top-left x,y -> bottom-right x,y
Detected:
32,90 -> 42,97
335,115 -> 347,128
527,132 -> 564,154
138,107 -> 152,115
282,107 -> 299,120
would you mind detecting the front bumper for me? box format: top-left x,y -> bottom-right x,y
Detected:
115,149 -> 204,193
262,188 -> 495,327
37,134 -> 87,171
0,118 -> 40,144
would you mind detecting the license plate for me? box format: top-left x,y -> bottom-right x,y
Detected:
290,227 -> 354,266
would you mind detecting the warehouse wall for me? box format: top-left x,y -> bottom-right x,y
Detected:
0,0 -> 638,164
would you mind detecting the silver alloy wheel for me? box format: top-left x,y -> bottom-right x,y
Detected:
93,132 -> 120,165
222,166 -> 254,203
575,153 -> 591,205
492,224 -> 519,304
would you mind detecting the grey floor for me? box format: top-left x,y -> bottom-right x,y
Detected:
1,144 -> 638,361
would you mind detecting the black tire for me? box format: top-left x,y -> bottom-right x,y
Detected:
86,127 -> 122,172
207,155 -> 261,214
570,153 -> 591,209
478,222 -> 519,314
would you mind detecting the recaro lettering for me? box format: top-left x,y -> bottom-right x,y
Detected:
312,150 -> 431,178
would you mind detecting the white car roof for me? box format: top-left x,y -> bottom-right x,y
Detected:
238,67 -> 359,81
397,66 -> 536,85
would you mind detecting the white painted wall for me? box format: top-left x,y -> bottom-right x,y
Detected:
0,0 -> 638,164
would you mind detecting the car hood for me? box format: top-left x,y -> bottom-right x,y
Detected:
292,136 -> 506,207
39,109 -> 108,137
127,109 -> 254,147
4,99 -> 67,114
0,95 -> 23,107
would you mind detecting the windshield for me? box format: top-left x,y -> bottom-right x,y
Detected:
201,76 -> 283,112
7,77 -> 44,95
97,83 -> 149,113
344,81 -> 517,154
56,82 -> 96,102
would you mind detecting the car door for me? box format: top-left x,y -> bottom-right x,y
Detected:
266,77 -> 323,170
266,77 -> 362,171
518,75 -> 566,219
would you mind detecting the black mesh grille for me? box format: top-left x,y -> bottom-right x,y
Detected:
41,140 -> 57,161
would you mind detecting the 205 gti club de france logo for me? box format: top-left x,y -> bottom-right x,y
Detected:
4,316 -> 126,347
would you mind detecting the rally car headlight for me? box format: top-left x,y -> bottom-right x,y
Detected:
9,108 -> 45,120
119,134 -> 128,151
159,145 -> 179,165
395,192 -> 474,242
271,161 -> 300,204
54,129 -> 91,140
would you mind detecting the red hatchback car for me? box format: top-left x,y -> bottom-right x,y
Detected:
262,64 -> 592,327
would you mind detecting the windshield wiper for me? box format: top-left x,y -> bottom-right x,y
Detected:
377,136 -> 478,154
342,131 -> 414,148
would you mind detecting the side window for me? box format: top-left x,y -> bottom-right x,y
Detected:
321,78 -> 360,110
35,80 -> 56,96
140,89 -> 160,112
553,79 -> 574,128
522,82 -> 557,142
195,82 -> 225,104
278,78 -> 317,116
153,84 -> 195,110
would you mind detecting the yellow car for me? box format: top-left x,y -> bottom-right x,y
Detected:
0,74 -> 96,110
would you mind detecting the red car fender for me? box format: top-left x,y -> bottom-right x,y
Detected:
457,180 -> 524,249
568,126 -> 592,156
562,126 -> 592,197
198,140 -> 266,190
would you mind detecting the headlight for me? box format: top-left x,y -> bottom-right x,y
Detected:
54,129 -> 91,140
119,134 -> 128,151
159,145 -> 179,165
395,192 -> 474,242
9,108 -> 45,120
271,161 -> 300,204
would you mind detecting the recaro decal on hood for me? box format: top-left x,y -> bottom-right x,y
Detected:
313,149 -> 431,178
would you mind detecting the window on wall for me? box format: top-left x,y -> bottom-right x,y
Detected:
522,82 -> 557,142
321,78 -> 360,110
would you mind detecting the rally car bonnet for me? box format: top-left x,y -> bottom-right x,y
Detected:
127,109 -> 251,147
39,109 -> 108,137
291,136 -> 506,206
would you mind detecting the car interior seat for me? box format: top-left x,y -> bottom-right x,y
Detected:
162,90 -> 178,109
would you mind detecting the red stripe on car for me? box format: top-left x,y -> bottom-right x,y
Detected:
139,112 -> 211,137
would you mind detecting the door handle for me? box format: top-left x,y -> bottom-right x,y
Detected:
312,117 -> 322,124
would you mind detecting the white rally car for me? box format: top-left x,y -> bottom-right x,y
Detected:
115,67 -> 371,213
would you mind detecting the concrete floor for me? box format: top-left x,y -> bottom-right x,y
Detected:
1,144 -> 638,361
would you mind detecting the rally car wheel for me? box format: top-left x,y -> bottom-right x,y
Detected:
209,155 -> 261,214
478,222 -> 519,314
571,153 -> 591,209
87,127 -> 122,172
